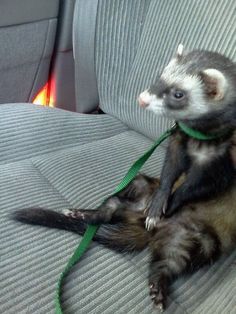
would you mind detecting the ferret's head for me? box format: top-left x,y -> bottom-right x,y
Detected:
138,46 -> 236,121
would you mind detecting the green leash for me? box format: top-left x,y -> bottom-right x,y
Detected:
55,122 -> 224,313
178,122 -> 229,140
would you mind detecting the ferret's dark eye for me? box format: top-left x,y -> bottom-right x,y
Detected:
174,91 -> 184,99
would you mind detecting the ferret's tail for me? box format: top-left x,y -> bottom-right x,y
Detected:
13,208 -> 149,253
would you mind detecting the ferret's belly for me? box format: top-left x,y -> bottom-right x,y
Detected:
182,185 -> 236,251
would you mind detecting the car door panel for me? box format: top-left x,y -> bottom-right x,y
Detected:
0,0 -> 59,104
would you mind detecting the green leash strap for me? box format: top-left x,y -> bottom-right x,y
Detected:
55,121 -> 225,313
55,224 -> 99,314
112,126 -> 176,194
178,122 -> 228,140
55,126 -> 176,313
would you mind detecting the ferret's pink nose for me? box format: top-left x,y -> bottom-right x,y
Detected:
138,96 -> 149,108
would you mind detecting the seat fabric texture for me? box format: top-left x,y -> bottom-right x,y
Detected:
1,0 -> 236,313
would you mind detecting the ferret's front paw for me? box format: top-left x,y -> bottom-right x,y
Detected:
145,202 -> 167,231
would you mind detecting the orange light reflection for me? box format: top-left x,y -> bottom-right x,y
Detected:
32,78 -> 55,107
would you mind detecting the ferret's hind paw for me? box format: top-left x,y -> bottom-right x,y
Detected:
63,209 -> 85,220
149,283 -> 165,312
63,209 -> 103,224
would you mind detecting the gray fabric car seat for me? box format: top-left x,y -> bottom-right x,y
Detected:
1,0 -> 236,313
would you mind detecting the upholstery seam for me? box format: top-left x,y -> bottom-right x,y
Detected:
30,160 -> 73,207
27,19 -> 51,101
0,128 -> 131,167
27,126 -> 136,206
102,110 -> 170,147
0,17 -> 57,30
0,56 -> 51,73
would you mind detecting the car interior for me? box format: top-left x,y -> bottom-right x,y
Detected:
1,0 -> 236,313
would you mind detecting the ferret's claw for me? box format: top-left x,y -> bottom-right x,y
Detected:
145,216 -> 159,231
161,200 -> 168,215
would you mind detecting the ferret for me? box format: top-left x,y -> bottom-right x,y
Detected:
138,46 -> 236,230
13,48 -> 236,311
14,173 -> 236,312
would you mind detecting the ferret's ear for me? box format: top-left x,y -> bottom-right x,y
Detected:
201,69 -> 227,100
176,44 -> 184,59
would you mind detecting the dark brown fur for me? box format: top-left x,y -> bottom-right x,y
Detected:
140,50 -> 236,230
14,173 -> 236,311
145,124 -> 235,231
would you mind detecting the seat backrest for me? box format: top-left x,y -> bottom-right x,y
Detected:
74,0 -> 236,139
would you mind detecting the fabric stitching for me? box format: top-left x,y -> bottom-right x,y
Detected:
30,160 -> 73,207
0,128 -> 130,167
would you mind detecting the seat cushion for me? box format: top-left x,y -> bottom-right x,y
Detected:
0,103 -> 128,165
1,104 -> 236,314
